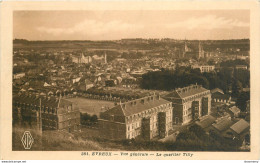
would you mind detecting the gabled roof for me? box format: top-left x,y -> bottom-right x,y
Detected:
230,119 -> 249,134
211,88 -> 224,94
229,106 -> 240,114
165,84 -> 209,99
212,117 -> 234,132
13,93 -> 72,108
164,91 -> 181,99
196,115 -> 217,129
212,92 -> 231,100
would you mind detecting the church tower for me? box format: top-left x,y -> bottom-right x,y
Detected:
198,41 -> 204,59
104,51 -> 107,64
182,40 -> 188,58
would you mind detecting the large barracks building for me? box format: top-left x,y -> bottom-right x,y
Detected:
163,84 -> 211,125
13,84 -> 212,140
13,93 -> 81,132
99,94 -> 173,140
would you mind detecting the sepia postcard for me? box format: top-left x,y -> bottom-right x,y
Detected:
1,0 -> 260,160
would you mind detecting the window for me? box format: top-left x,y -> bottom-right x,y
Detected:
67,106 -> 71,112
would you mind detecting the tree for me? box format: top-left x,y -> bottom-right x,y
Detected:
232,80 -> 243,97
236,91 -> 250,112
189,124 -> 207,139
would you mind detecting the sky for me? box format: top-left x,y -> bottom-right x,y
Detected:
13,10 -> 250,40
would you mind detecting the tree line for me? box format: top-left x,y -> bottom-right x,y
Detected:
140,64 -> 249,98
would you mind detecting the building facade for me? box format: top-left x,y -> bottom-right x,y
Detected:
98,95 -> 173,140
163,84 -> 211,125
192,65 -> 215,73
13,94 -> 80,132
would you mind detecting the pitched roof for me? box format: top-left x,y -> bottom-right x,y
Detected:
211,88 -> 224,94
165,84 -> 209,99
230,119 -> 249,134
229,106 -> 240,114
13,93 -> 72,108
103,96 -> 171,117
212,92 -> 231,100
212,117 -> 234,132
196,115 -> 217,129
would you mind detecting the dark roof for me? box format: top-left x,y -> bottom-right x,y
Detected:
212,92 -> 231,100
230,119 -> 249,134
165,84 -> 209,99
196,115 -> 217,129
212,117 -> 234,132
229,106 -> 240,114
13,93 -> 72,108
103,95 -> 171,117
211,88 -> 224,94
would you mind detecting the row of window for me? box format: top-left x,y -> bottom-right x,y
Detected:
15,104 -> 58,114
59,119 -> 80,128
127,121 -> 141,131
182,94 -> 210,103
60,105 -> 73,112
58,112 -> 79,122
183,109 -> 191,116
127,130 -> 141,139
125,106 -> 172,123
183,115 -> 192,122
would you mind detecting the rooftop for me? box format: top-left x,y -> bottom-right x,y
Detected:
212,117 -> 234,132
13,93 -> 73,108
196,115 -> 217,129
211,88 -> 224,94
229,106 -> 241,114
102,95 -> 171,117
165,84 -> 209,99
230,119 -> 249,134
212,92 -> 231,100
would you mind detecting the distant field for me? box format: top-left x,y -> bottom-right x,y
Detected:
66,97 -> 115,116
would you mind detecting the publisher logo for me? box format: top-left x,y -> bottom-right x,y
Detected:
21,131 -> 34,149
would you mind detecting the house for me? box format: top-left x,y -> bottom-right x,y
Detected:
223,119 -> 250,144
191,65 -> 215,73
235,65 -> 247,70
13,72 -> 25,79
227,106 -> 241,118
211,89 -> 231,103
78,79 -> 94,91
195,115 -> 217,132
211,117 -> 234,135
211,88 -> 224,94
